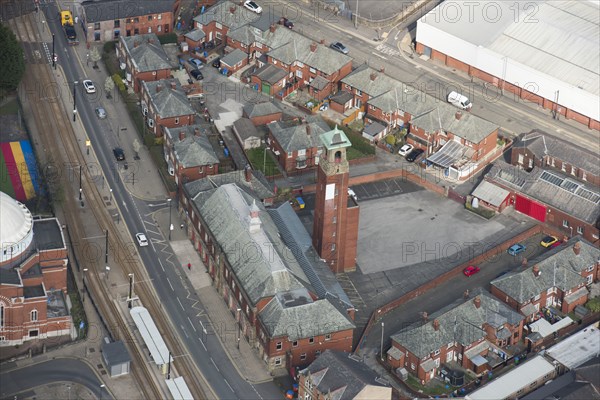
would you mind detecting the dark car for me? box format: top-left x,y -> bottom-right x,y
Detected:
405,148 -> 425,162
278,17 -> 294,28
212,57 -> 221,68
190,69 -> 204,81
330,42 -> 349,54
113,147 -> 125,161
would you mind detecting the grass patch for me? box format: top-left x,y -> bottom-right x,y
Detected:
246,147 -> 279,177
69,292 -> 87,339
405,374 -> 457,396
158,33 -> 178,45
585,296 -> 600,312
323,118 -> 375,158
0,97 -> 18,115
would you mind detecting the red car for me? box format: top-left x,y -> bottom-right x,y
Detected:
463,265 -> 480,277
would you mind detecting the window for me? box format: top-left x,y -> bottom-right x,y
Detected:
292,340 -> 298,347
296,70 -> 303,78
216,22 -> 222,29
158,14 -> 162,20
356,89 -> 362,96
276,341 -> 282,350
94,22 -> 100,30
410,363 -> 415,370
29,330 -> 39,337
447,342 -> 454,349
513,331 -> 519,338
274,357 -> 282,365
148,27 -> 152,33
587,265 -> 594,272
534,294 -> 540,301
298,149 -> 306,156
563,220 -> 569,228
435,358 -> 440,367
434,349 -> 440,356
332,216 -> 336,224
561,163 -> 567,172
587,275 -> 593,284
113,30 -> 120,39
325,334 -> 331,341
582,172 -> 587,181
331,243 -> 336,252
31,310 -> 38,322
0,304 -> 4,327
300,353 -> 307,360
287,151 -> 293,158
577,226 -> 583,234
114,20 -> 120,28
309,337 -> 314,344
158,25 -> 162,32
309,67 -> 316,74
175,117 -> 179,124
134,17 -> 139,23
134,28 -> 139,35
518,154 -> 524,164
571,167 -> 577,176
148,15 -> 153,21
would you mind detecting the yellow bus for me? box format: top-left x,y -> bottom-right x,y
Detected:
60,10 -> 73,26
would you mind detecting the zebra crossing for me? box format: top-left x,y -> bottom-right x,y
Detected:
375,42 -> 401,58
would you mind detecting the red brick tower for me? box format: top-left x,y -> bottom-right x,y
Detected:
312,126 -> 359,273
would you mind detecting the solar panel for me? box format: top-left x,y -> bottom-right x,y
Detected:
576,187 -> 600,204
561,179 -> 579,192
540,170 -> 564,186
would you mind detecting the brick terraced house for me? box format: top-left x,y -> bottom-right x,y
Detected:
116,33 -> 172,92
140,79 -> 196,137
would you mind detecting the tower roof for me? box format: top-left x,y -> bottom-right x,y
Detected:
320,125 -> 351,150
0,191 -> 33,248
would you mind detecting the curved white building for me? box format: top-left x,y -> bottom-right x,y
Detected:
0,191 -> 34,265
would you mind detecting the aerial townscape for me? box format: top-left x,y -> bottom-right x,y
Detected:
1,0 -> 599,399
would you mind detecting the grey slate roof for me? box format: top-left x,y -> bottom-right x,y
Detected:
233,118 -> 261,141
184,29 -> 205,42
259,295 -> 354,340
193,0 -> 260,31
221,48 -> 247,67
24,284 -> 45,298
253,64 -> 287,84
300,350 -> 386,400
363,121 -> 386,137
184,170 -> 274,201
368,85 -> 440,117
267,38 -> 352,75
243,102 -> 282,118
267,115 -> 331,152
330,90 -> 354,105
0,268 -> 21,285
489,160 -> 600,224
491,238 -> 598,303
391,290 -> 524,358
143,79 -> 195,119
120,34 -> 171,73
82,0 -> 175,23
471,180 -> 511,207
194,184 -> 310,305
341,65 -> 398,98
165,126 -> 219,168
516,131 -> 600,176
101,340 -> 131,365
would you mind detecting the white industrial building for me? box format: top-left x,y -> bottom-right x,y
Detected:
416,0 -> 600,131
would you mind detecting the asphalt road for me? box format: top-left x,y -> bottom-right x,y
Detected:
0,358 -> 110,399
41,3 -> 281,399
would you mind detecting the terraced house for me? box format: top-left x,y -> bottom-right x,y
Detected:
140,79 -> 196,137
490,239 -> 600,320
388,291 -> 524,384
116,33 -> 172,92
180,183 -> 355,371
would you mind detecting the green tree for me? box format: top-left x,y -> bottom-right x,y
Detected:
586,297 -> 600,313
0,25 -> 25,92
89,46 -> 101,69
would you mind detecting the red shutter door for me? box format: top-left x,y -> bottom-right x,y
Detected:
515,194 -> 546,222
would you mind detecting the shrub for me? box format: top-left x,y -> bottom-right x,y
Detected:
112,74 -> 126,92
159,33 -> 178,45
585,297 -> 600,313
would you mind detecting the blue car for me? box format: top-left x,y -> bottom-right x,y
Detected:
188,58 -> 203,68
508,243 -> 526,256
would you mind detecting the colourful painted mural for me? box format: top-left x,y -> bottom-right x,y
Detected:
0,141 -> 40,202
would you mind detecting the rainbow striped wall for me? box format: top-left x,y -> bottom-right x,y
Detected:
0,141 -> 40,202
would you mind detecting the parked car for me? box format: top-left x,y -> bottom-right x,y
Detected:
447,91 -> 472,110
540,235 -> 559,248
243,0 -> 262,13
319,102 -> 329,111
113,147 -> 125,161
136,233 -> 148,247
398,144 -> 413,156
463,265 -> 480,277
212,57 -> 221,68
190,69 -> 204,81
188,58 -> 203,68
83,79 -> 96,94
278,17 -> 294,28
330,42 -> 349,54
507,243 -> 526,256
405,148 -> 424,162
95,107 -> 107,119
549,241 -> 562,249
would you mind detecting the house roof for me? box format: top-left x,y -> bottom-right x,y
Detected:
253,64 -> 288,84
221,48 -> 247,67
233,118 -> 261,141
546,326 -> 600,369
120,34 -> 171,73
300,350 -> 388,400
193,0 -> 260,31
101,340 -> 131,366
243,101 -> 282,118
471,180 -> 511,207
489,160 -> 600,224
184,169 -> 274,201
310,75 -> 331,90
330,91 -> 354,105
341,65 -> 398,98
165,125 -> 219,168
391,290 -> 524,358
267,36 -> 352,75
184,29 -> 205,42
363,122 -> 386,137
143,79 -> 195,119
516,131 -> 600,176
267,115 -> 331,152
82,0 -> 175,23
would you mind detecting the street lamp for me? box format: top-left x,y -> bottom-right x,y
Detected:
128,273 -> 134,309
168,198 -> 173,240
236,307 -> 242,349
73,81 -> 78,121
52,33 -> 56,69
109,188 -> 113,202
105,266 -> 111,280
82,268 -> 88,303
99,384 -> 106,400
380,321 -> 384,361
79,165 -> 83,201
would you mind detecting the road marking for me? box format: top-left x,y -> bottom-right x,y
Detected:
166,277 -> 174,291
210,357 -> 220,372
371,52 -> 387,60
224,378 -> 234,392
199,337 -> 207,351
180,325 -> 189,338
250,384 -> 264,400
188,317 -> 196,332
158,258 -> 165,272
199,319 -> 207,334
177,297 -> 185,310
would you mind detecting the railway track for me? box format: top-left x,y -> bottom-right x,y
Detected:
10,13 -> 209,400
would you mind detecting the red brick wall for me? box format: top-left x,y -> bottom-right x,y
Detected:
343,205 -> 359,272
124,12 -> 173,37
247,112 -> 283,126
155,114 -> 195,137
133,69 -> 172,93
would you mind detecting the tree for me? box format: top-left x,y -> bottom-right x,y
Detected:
586,297 -> 600,313
89,46 -> 101,69
0,25 -> 26,92
104,76 -> 115,98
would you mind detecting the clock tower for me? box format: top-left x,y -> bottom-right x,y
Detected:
312,126 -> 359,273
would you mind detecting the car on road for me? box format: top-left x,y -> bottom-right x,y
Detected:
188,58 -> 203,68
405,148 -> 424,162
540,235 -> 559,248
95,107 -> 107,119
113,147 -> 125,161
83,79 -> 96,94
398,144 -> 413,156
212,57 -> 221,68
463,265 -> 480,277
190,69 -> 204,80
243,0 -> 262,13
136,233 -> 148,247
330,42 -> 349,54
508,243 -> 526,256
278,17 -> 294,28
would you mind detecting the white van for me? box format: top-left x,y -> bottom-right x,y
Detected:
447,91 -> 472,110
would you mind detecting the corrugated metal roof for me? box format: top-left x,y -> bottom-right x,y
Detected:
471,180 -> 510,207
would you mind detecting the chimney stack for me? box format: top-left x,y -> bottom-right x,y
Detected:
244,164 -> 252,182
306,124 -> 311,136
170,81 -> 177,90
532,265 -> 541,277
370,72 -> 377,81
270,24 -> 276,33
573,242 -> 581,256
521,257 -> 528,269
433,319 -> 440,331
422,312 -> 428,322
179,131 -> 185,141
320,39 -> 325,45
230,6 -> 236,14
379,66 -> 385,73
156,84 -> 162,93
194,127 -> 201,137
474,296 -> 481,309
455,111 -> 462,120
310,42 -> 317,52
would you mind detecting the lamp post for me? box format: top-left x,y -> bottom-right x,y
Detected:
167,351 -> 172,379
52,33 -> 56,69
82,268 -> 88,303
73,81 -> 78,121
109,188 -> 113,202
100,384 -> 106,400
168,198 -> 173,240
79,165 -> 83,201
236,307 -> 242,349
128,273 -> 134,309
380,321 -> 384,361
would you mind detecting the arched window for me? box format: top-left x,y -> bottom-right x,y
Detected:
31,309 -> 38,322
334,150 -> 342,163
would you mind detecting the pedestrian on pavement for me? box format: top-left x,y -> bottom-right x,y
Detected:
187,263 -> 191,270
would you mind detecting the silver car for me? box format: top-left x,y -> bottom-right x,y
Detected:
95,107 -> 107,119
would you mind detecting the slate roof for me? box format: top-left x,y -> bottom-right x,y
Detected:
193,0 -> 260,31
471,180 -> 511,207
165,126 -> 219,168
341,65 -> 398,98
259,295 -> 354,340
82,0 -> 175,23
300,350 -> 387,400
491,238 -> 598,303
489,160 -> 600,224
330,90 -> 354,105
101,340 -> 131,366
24,284 -> 45,298
120,34 -> 171,73
516,131 -> 600,176
243,101 -> 282,118
267,115 -> 331,152
368,85 -> 441,117
143,79 -> 195,119
0,268 -> 21,285
253,64 -> 287,84
184,29 -> 205,42
221,48 -> 247,67
233,118 -> 261,141
194,184 -> 310,305
391,290 -> 524,358
184,170 -> 274,201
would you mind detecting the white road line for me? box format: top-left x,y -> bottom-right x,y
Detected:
199,319 -> 207,334
199,337 -> 207,351
166,277 -> 174,291
372,52 -> 388,60
188,317 -> 196,332
159,258 -> 165,272
250,384 -> 264,400
180,325 -> 189,338
177,297 -> 185,311
210,357 -> 220,372
224,379 -> 234,392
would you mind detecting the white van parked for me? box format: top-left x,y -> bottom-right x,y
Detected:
447,91 -> 472,110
